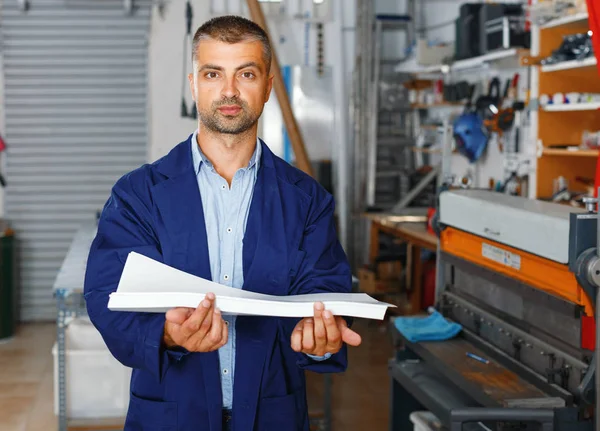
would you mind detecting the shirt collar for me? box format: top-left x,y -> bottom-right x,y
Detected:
191,129 -> 261,176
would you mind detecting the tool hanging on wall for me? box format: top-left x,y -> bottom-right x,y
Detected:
453,83 -> 490,163
180,1 -> 197,119
0,134 -> 8,187
482,73 -> 521,152
316,22 -> 324,76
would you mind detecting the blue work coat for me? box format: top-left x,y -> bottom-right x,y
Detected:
83,135 -> 352,431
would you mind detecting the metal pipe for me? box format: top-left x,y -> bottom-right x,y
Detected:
332,0 -> 350,251
366,19 -> 382,207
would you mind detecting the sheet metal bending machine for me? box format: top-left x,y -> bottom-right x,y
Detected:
389,189 -> 600,431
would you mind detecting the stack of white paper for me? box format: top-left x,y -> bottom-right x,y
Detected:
107,252 -> 395,320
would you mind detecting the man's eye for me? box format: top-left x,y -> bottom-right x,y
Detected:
206,72 -> 218,79
242,72 -> 255,79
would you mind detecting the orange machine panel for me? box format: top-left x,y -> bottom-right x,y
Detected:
440,227 -> 594,317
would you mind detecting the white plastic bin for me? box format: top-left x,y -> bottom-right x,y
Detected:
410,411 -> 441,431
53,317 -> 132,419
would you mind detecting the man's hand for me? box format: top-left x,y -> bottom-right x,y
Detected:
163,292 -> 228,352
290,302 -> 362,357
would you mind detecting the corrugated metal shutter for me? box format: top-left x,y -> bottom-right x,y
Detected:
1,0 -> 152,321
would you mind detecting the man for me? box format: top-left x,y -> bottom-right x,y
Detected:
84,15 -> 361,431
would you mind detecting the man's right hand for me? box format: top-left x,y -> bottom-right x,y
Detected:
163,292 -> 228,352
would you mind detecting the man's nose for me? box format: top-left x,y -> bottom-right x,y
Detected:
221,77 -> 240,99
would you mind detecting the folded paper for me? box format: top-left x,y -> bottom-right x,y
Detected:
107,252 -> 395,320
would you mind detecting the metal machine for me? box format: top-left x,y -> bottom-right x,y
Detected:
390,189 -> 600,430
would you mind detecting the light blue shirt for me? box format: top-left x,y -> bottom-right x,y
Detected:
191,131 -> 329,409
191,130 -> 259,409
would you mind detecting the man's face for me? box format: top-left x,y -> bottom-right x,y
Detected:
189,39 -> 273,135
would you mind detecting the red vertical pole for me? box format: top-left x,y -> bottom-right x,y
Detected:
589,1 -> 600,197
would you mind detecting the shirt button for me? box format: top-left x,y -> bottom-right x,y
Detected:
226,228 -> 232,233
224,275 -> 229,281
223,369 -> 229,375
221,185 -> 226,190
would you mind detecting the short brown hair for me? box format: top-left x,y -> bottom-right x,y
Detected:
192,15 -> 272,72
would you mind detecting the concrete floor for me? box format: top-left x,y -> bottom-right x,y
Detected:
0,319 -> 393,431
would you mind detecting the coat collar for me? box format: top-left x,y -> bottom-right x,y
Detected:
156,134 -> 275,180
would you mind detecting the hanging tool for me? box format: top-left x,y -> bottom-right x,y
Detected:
180,1 -> 197,119
483,74 -> 521,152
453,84 -> 490,164
0,134 -> 7,187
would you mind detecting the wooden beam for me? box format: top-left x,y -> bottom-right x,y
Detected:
246,0 -> 314,177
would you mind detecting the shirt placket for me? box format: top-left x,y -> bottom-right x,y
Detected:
221,172 -> 241,407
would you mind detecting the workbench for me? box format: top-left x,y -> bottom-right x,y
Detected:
364,213 -> 438,313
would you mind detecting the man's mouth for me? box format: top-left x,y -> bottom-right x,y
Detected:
217,105 -> 242,116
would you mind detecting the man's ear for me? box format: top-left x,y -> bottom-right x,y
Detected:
265,74 -> 274,102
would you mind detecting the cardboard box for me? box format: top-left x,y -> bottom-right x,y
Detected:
417,39 -> 454,66
358,268 -> 400,294
376,261 -> 402,280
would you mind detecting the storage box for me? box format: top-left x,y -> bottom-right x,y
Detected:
416,39 -> 454,66
358,267 -> 400,294
376,260 -> 402,280
53,317 -> 132,419
410,411 -> 442,431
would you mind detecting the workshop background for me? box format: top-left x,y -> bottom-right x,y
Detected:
0,0 -> 598,430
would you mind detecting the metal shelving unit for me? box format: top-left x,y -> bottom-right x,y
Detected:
53,221 -> 125,431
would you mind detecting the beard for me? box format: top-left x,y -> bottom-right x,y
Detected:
198,97 -> 261,135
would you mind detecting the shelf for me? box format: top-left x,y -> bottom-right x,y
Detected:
542,148 -> 599,157
411,103 -> 463,109
452,48 -> 521,71
541,56 -> 597,72
397,48 -> 527,74
542,102 -> 600,112
541,12 -> 588,29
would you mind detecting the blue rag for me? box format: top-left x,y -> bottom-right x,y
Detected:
394,310 -> 462,343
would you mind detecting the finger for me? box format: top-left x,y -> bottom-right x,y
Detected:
165,307 -> 194,325
302,318 -> 315,352
323,310 -> 341,350
182,295 -> 213,337
340,324 -> 362,347
291,319 -> 305,352
313,303 -> 327,353
203,308 -> 223,349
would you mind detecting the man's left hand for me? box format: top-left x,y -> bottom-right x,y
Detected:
290,302 -> 362,357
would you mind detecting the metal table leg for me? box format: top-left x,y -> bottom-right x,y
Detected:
57,291 -> 68,431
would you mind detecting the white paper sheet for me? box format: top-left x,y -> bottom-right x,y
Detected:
107,252 -> 395,320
